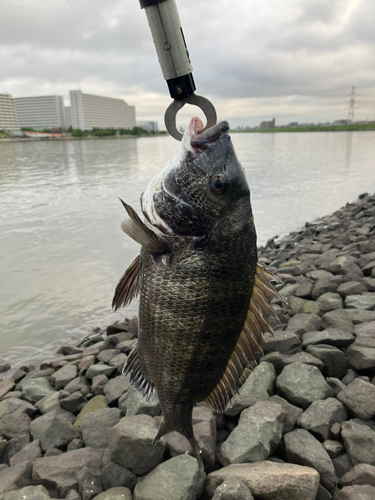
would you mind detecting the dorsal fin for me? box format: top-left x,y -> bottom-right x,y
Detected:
119,198 -> 165,253
112,254 -> 140,311
205,263 -> 285,413
123,343 -> 155,401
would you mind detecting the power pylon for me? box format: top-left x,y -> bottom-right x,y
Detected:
348,86 -> 355,121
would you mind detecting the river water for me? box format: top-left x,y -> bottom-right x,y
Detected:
1,131 -> 375,367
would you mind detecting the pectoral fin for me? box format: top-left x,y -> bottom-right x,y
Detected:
119,198 -> 165,253
112,254 -> 140,311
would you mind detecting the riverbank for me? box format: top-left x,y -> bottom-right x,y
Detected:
0,193 -> 375,499
232,123 -> 375,133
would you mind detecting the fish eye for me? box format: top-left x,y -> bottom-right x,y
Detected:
210,174 -> 228,195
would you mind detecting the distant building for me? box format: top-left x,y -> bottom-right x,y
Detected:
14,95 -> 66,130
70,90 -> 135,130
64,106 -> 72,129
136,121 -> 158,132
287,122 -> 299,127
259,118 -> 275,129
0,93 -> 18,130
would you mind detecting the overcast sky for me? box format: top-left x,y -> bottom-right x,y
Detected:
0,0 -> 374,128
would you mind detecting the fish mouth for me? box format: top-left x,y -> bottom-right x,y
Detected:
183,117 -> 230,155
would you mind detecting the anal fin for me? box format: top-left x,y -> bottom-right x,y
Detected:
205,263 -> 283,413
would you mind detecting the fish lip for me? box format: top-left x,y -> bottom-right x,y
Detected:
183,118 -> 230,155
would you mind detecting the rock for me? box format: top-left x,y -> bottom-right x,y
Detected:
322,440 -> 344,459
101,448 -> 137,492
32,447 -> 103,498
297,398 -> 348,441
3,485 -> 51,500
354,321 -> 375,338
276,362 -> 334,409
0,435 -> 30,465
289,297 -> 321,315
219,401 -> 285,466
163,431 -> 192,458
206,462 -> 320,500
109,353 -> 127,369
21,378 -> 56,404
92,488 -> 132,500
103,333 -> 134,350
60,391 -> 87,414
78,355 -> 96,371
0,413 -> 30,439
193,417 -> 216,469
104,375 -> 130,406
316,293 -> 343,312
74,395 -> 108,427
346,309 -> 375,324
0,436 -> 6,458
302,329 -> 355,348
322,310 -> 354,333
9,440 -> 42,466
64,377 -> 91,396
337,379 -> 375,419
212,477 -> 254,500
77,466 -> 102,500
337,281 -> 368,297
0,462 -> 32,497
225,362 -> 276,417
326,378 -> 346,396
91,375 -> 108,396
332,454 -> 353,478
282,352 -> 325,370
345,294 -> 375,310
341,420 -> 375,465
312,279 -> 339,300
44,447 -> 64,457
260,352 -> 285,374
30,410 -> 80,452
295,280 -> 314,298
67,438 -> 84,451
340,463 -> 375,487
0,398 -> 36,419
81,408 -> 121,448
334,485 -> 375,499
346,337 -> 375,371
286,313 -> 323,336
263,330 -> 301,355
330,255 -> 362,276
51,364 -> 78,390
85,364 -> 116,380
316,484 -> 332,500
0,379 -> 15,400
133,455 -> 205,500
35,392 -> 60,414
107,415 -> 166,475
284,428 -> 337,492
126,384 -> 160,417
97,349 -> 120,364
269,395 -> 303,434
20,368 -> 54,384
306,345 -> 347,379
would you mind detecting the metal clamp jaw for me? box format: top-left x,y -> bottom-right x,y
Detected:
139,0 -> 217,140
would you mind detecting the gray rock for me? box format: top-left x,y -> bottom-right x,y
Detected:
297,398 -> 348,441
0,462 -> 32,497
85,364 -> 116,380
64,377 -> 91,396
0,435 -> 30,465
295,280 -> 314,298
269,395 -> 303,434
74,395 -> 108,428
332,454 -> 353,479
81,408 -> 121,448
78,355 -> 96,371
289,296 -> 322,315
21,378 -> 57,404
9,440 -> 42,466
322,309 -> 355,333
109,353 -> 127,369
212,477 -> 254,500
0,379 -> 15,400
103,333 -> 134,350
341,420 -> 375,465
225,362 -> 276,417
44,447 -> 64,457
77,466 -> 102,500
337,378 -> 375,420
322,440 -> 344,459
282,352 -> 324,370
302,329 -> 355,348
51,364 -> 78,390
312,279 -> 339,300
345,294 -> 375,310
91,375 -> 108,396
326,378 -> 346,396
3,485 -> 50,500
340,463 -> 375,487
67,438 -> 84,451
316,292 -> 344,312
219,401 -> 286,466
20,368 -> 54,385
346,337 -> 375,371
286,313 -> 323,336
284,428 -> 337,492
126,384 -> 159,417
329,255 -> 362,276
316,484 -> 332,500
354,321 -> 375,338
337,281 -> 368,297
193,415 -> 216,469
60,391 -> 87,414
101,448 -> 137,492
346,309 -> 375,324
206,462 -> 320,500
263,330 -> 301,355
0,398 -> 36,419
32,447 -> 103,498
107,415 -> 166,475
97,349 -> 120,364
260,352 -> 285,374
306,345 -> 347,379
35,392 -> 60,414
104,375 -> 130,406
0,413 -> 30,439
276,362 -> 334,409
133,455 -> 205,500
30,410 -> 80,451
334,485 -> 375,500
92,488 -> 132,500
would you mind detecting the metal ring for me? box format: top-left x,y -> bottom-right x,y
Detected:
164,93 -> 217,141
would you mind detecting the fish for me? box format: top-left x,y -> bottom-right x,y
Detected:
112,117 -> 283,467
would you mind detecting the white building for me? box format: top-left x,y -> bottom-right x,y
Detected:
0,94 -> 18,131
14,95 -> 66,130
136,121 -> 158,132
64,106 -> 72,128
70,90 -> 135,130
